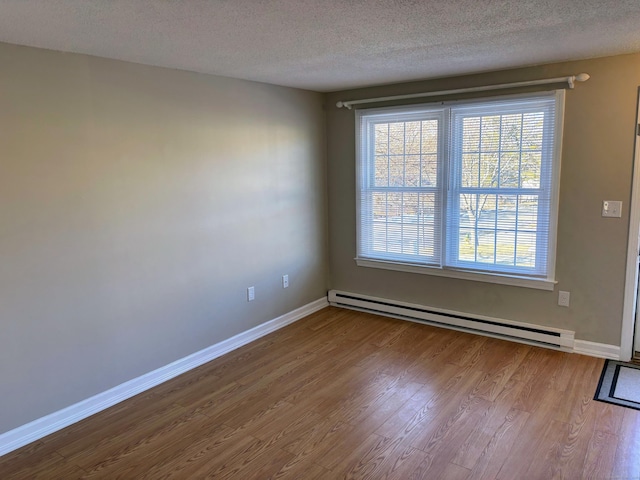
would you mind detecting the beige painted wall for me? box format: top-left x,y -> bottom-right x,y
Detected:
0,43 -> 327,434
326,53 -> 640,347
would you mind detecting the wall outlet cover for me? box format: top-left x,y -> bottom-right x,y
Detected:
558,290 -> 570,307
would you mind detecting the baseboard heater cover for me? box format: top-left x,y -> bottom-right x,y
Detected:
329,290 -> 574,351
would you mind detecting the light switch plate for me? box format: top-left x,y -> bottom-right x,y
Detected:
602,200 -> 622,218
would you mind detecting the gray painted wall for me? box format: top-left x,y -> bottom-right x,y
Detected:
0,43 -> 327,434
326,54 -> 640,347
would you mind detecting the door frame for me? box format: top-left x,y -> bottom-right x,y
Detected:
620,87 -> 640,362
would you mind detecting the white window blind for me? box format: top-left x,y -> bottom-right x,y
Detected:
356,91 -> 563,283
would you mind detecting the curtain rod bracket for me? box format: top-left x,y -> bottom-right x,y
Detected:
335,101 -> 351,109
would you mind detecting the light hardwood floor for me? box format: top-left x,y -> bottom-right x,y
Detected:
2,307 -> 639,479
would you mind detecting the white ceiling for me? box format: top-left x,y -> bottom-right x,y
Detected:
1,0 -> 640,92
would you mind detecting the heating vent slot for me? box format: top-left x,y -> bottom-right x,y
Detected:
329,290 -> 574,351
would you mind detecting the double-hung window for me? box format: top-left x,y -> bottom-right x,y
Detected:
356,91 -> 563,289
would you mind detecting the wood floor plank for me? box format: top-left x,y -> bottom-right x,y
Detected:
57,402 -> 189,462
273,460 -> 330,480
438,332 -> 488,368
325,432 -> 392,476
523,419 -> 572,479
374,363 -> 472,439
612,407 -> 640,480
81,421 -> 232,479
205,439 -> 294,480
2,307 -> 639,479
0,441 -> 53,477
438,462 -> 471,480
554,354 -> 602,424
467,407 -> 530,480
471,337 -> 529,375
582,430 -> 618,480
281,417 -> 353,458
73,409 -> 207,471
553,396 -> 600,479
592,400 -> 625,436
236,400 -> 321,443
487,380 -> 565,478
411,394 -> 492,478
389,369 -> 487,452
451,377 -> 525,470
345,441 -> 430,480
473,345 -> 530,402
340,379 -> 424,429
3,451 -> 85,480
153,430 -> 259,479
126,423 -> 238,479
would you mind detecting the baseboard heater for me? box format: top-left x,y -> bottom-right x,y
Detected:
328,290 -> 574,351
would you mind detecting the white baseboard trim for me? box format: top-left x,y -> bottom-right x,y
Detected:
573,340 -> 621,360
0,297 -> 328,458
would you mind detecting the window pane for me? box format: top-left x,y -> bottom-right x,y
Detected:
375,124 -> 389,155
448,95 -> 557,275
388,123 -> 405,155
366,189 -> 439,260
401,193 -> 418,254
517,196 -> 538,231
459,228 -> 476,261
462,117 -> 480,152
372,192 -> 387,219
480,116 -> 500,151
373,120 -> 440,189
496,231 -> 516,265
522,112 -> 544,149
516,232 -> 536,267
477,229 -> 496,264
389,155 -> 404,186
406,157 -> 420,187
421,120 -> 439,154
496,195 -> 517,230
375,155 -> 389,187
405,121 -> 421,154
419,193 -> 436,256
421,154 -> 438,187
462,153 -> 479,187
477,195 -> 496,229
500,114 -> 522,151
479,153 -> 499,188
521,152 -> 541,188
459,195 -> 476,228
499,152 -> 520,188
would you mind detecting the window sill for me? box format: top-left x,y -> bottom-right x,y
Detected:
355,258 -> 557,291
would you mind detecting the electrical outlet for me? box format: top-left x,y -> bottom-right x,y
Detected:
247,286 -> 255,302
558,290 -> 570,307
602,200 -> 622,218
282,274 -> 289,288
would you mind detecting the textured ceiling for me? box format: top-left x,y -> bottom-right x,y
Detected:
1,0 -> 640,92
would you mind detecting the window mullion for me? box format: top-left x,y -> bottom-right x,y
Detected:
441,108 -> 451,268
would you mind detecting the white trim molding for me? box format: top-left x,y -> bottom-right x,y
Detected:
355,258 -> 557,291
620,89 -> 640,362
573,340 -> 621,360
0,297 -> 328,458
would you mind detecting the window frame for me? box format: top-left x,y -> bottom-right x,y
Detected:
355,91 -> 565,291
